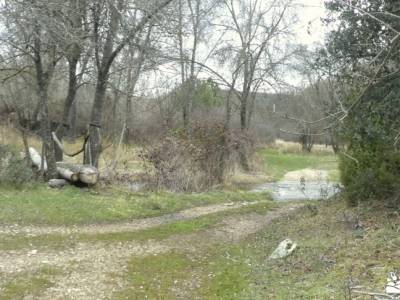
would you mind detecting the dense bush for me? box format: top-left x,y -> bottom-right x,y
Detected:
339,79 -> 400,205
323,0 -> 400,205
141,123 -> 254,192
0,145 -> 34,186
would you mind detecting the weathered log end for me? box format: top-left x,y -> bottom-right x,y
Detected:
56,165 -> 79,182
79,165 -> 99,185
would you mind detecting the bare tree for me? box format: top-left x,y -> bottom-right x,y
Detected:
85,0 -> 175,167
174,0 -> 220,133
1,0 -> 66,178
52,0 -> 91,160
217,0 -> 296,168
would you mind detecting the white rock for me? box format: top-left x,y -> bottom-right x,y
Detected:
48,179 -> 69,188
386,272 -> 400,295
386,285 -> 400,295
269,239 -> 297,259
28,249 -> 38,256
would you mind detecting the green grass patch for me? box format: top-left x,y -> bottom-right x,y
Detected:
116,252 -> 193,299
0,185 -> 270,226
83,201 -> 275,244
83,214 -> 221,244
0,266 -> 62,300
0,201 -> 275,251
113,199 -> 400,299
0,233 -> 77,251
116,246 -> 252,300
196,246 -> 251,299
258,148 -> 339,181
198,200 -> 400,299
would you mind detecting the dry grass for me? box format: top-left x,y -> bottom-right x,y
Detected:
268,139 -> 335,155
224,167 -> 272,190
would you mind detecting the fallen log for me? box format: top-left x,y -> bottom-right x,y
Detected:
29,147 -> 99,185
56,162 -> 99,185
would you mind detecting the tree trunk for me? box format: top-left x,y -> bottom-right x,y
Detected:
240,97 -> 247,131
126,94 -> 133,143
111,89 -> 120,137
55,58 -> 79,161
37,81 -> 57,179
68,100 -> 77,141
224,82 -> 236,130
86,74 -> 108,167
239,96 -> 250,171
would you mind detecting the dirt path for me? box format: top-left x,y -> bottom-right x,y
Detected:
0,203 -> 303,299
0,201 -> 255,236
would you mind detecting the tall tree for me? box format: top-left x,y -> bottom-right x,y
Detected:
218,0 -> 296,169
53,0 -> 91,161
1,0 -> 64,178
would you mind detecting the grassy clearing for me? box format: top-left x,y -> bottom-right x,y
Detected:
116,246 -> 251,300
114,199 -> 400,299
237,199 -> 400,298
0,266 -> 62,300
0,201 -> 275,251
0,185 -> 270,226
116,252 -> 194,299
258,148 -> 339,181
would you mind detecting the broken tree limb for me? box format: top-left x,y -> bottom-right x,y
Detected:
30,147 -> 78,181
51,132 -> 87,157
29,147 -> 47,171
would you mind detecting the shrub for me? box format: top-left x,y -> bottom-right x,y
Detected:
0,145 -> 34,186
339,78 -> 400,205
340,145 -> 400,206
141,122 -> 254,192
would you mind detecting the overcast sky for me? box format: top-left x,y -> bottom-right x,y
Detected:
141,0 -> 330,96
295,0 -> 327,46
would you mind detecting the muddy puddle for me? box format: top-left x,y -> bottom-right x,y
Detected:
253,180 -> 341,201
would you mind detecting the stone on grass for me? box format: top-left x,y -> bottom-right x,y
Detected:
48,179 -> 69,189
269,239 -> 297,259
386,272 -> 400,295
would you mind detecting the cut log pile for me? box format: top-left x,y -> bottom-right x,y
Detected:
29,147 -> 99,186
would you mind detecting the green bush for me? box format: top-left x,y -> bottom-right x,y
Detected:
340,149 -> 400,205
0,145 -> 34,186
339,79 -> 400,205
